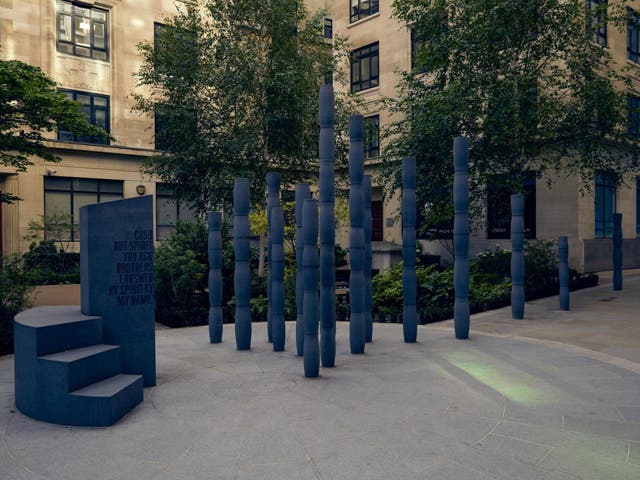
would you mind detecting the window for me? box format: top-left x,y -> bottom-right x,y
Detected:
155,111 -> 170,151
487,175 -> 536,239
364,115 -> 380,159
410,29 -> 427,73
371,200 -> 383,241
350,0 -> 379,23
44,177 -> 123,241
58,90 -> 109,144
594,173 -> 616,238
56,1 -> 108,61
586,1 -> 607,46
628,8 -> 640,62
324,18 -> 333,39
351,42 -> 379,92
156,184 -> 197,240
629,95 -> 640,136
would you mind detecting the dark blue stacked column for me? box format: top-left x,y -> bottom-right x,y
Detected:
234,179 -> 252,350
271,206 -> 285,351
613,213 -> 623,291
364,175 -> 373,343
558,236 -> 570,311
402,158 -> 417,343
295,183 -> 311,357
319,84 -> 336,367
303,199 -> 320,378
349,115 -> 366,354
453,137 -> 470,340
266,172 -> 281,343
511,194 -> 525,320
208,211 -> 223,343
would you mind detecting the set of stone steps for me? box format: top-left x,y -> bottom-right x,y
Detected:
14,306 -> 143,427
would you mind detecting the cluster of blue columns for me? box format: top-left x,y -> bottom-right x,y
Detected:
558,236 -> 570,311
271,206 -> 285,351
613,213 -> 623,291
364,175 -> 373,343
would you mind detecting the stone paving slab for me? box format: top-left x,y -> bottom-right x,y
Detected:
1,321 -> 639,480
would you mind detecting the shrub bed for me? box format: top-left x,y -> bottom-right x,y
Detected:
0,256 -> 32,355
373,240 -> 599,324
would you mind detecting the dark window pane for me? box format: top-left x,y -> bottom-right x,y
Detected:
351,42 -> 379,93
57,89 -> 109,144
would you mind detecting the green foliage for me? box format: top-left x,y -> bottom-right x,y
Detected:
22,240 -> 80,285
0,59 -> 110,203
154,221 -> 210,326
134,0 -> 356,211
372,241 -> 598,323
385,0 -> 640,232
0,255 -> 33,355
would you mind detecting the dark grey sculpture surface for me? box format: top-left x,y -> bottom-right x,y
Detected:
303,199 -> 320,377
266,172 -> 281,343
453,138 -> 470,339
402,158 -> 418,343
364,175 -> 373,343
80,195 -> 156,386
559,236 -> 570,311
613,213 -> 623,291
208,212 -> 223,343
319,84 -> 337,367
234,178 -> 252,350
348,115 -> 366,354
271,206 -> 286,351
511,193 -> 525,319
295,183 -> 311,357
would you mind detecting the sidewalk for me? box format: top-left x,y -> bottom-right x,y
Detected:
432,269 -> 640,367
1,272 -> 639,480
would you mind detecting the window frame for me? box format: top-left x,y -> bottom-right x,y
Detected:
56,0 -> 109,62
44,177 -> 123,241
350,0 -> 379,24
486,175 -> 537,240
57,89 -> 110,145
363,114 -> 380,160
594,173 -> 617,239
155,184 -> 197,240
350,42 -> 380,93
628,95 -> 640,137
628,7 -> 640,63
323,18 -> 333,39
586,0 -> 608,47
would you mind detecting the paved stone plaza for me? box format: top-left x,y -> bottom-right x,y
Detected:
2,278 -> 640,480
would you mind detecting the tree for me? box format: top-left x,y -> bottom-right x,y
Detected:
134,0 -> 355,212
385,0 -> 640,234
0,59 -> 110,203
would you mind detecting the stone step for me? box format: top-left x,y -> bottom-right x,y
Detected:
38,344 -> 121,392
14,306 -> 103,356
70,374 -> 144,427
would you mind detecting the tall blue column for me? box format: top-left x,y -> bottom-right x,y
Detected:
319,84 -> 336,367
364,175 -> 373,343
402,158 -> 417,343
511,193 -> 525,320
558,236 -> 570,311
295,183 -> 311,357
453,137 -> 470,339
349,115 -> 365,354
234,178 -> 252,350
303,199 -> 320,378
613,213 -> 623,291
208,211 -> 223,343
266,172 -> 281,343
271,206 -> 285,351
